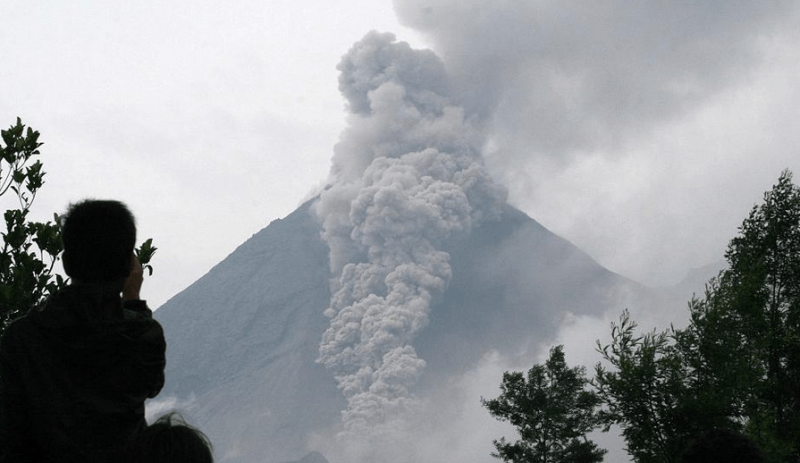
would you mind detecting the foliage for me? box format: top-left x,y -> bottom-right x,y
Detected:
482,345 -> 606,463
685,169 -> 800,461
1,118 -> 158,342
593,310 -> 687,463
594,170 -> 800,463
0,118 -> 66,336
135,238 -> 157,276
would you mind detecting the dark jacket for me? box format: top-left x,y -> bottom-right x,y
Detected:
0,283 -> 166,462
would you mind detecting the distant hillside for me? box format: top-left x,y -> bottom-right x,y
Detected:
153,200 -> 653,463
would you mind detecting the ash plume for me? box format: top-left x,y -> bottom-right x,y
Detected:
393,0 -> 795,164
390,0 -> 800,287
313,31 -> 506,436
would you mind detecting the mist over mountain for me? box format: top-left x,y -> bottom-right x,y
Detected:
149,30 -> 721,463
151,196 -> 698,463
282,452 -> 331,463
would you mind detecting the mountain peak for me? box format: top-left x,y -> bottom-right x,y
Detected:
153,200 -> 645,462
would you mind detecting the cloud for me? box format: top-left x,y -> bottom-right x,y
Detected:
313,31 -> 506,437
309,2 -> 800,458
144,394 -> 198,424
394,0 -> 795,159
308,350 -> 522,463
391,0 -> 800,285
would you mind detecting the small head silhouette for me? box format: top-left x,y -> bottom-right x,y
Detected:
128,412 -> 213,463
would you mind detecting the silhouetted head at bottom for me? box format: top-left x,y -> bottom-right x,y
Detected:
127,412 -> 214,463
682,428 -> 764,463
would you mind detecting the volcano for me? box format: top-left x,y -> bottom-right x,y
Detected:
152,198 -> 651,463
150,31 -> 707,463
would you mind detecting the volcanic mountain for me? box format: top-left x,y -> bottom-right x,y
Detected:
151,31 -> 710,463
152,198 -> 653,463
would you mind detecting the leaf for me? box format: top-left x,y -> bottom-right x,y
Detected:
134,238 -> 157,276
12,169 -> 25,184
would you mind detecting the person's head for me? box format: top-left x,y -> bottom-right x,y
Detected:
129,412 -> 213,463
682,428 -> 764,463
61,199 -> 136,283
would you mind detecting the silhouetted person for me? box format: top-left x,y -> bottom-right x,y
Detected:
127,412 -> 213,463
0,200 -> 166,462
682,428 -> 765,463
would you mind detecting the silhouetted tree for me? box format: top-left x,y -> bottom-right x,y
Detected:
596,170 -> 800,463
1,118 -> 158,341
0,118 -> 65,337
684,170 -> 800,461
594,310 -> 688,463
483,345 -> 606,463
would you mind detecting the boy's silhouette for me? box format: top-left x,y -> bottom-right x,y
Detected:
0,200 -> 166,462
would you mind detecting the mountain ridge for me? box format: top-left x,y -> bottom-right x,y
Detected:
152,199 -> 652,462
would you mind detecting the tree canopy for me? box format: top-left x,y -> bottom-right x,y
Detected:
593,169 -> 800,463
688,169 -> 800,461
0,118 -> 65,335
491,170 -> 800,462
1,118 -> 158,340
482,345 -> 606,463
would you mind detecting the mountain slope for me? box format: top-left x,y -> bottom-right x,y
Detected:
154,199 -> 342,462
153,200 -> 647,462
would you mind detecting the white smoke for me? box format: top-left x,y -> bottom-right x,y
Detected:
144,394 -> 198,423
313,31 -> 506,438
393,0 -> 795,162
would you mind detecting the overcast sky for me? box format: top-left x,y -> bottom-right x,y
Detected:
3,1 -> 800,309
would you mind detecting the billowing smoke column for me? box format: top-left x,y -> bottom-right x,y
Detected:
313,31 -> 506,435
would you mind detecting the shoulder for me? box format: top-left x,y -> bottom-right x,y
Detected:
120,302 -> 165,347
122,299 -> 153,319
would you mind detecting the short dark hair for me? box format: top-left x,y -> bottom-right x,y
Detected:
129,412 -> 214,463
682,428 -> 764,463
61,200 -> 136,282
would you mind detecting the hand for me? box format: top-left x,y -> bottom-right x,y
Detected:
122,252 -> 144,301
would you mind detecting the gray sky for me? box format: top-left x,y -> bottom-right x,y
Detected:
3,0 -> 800,309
